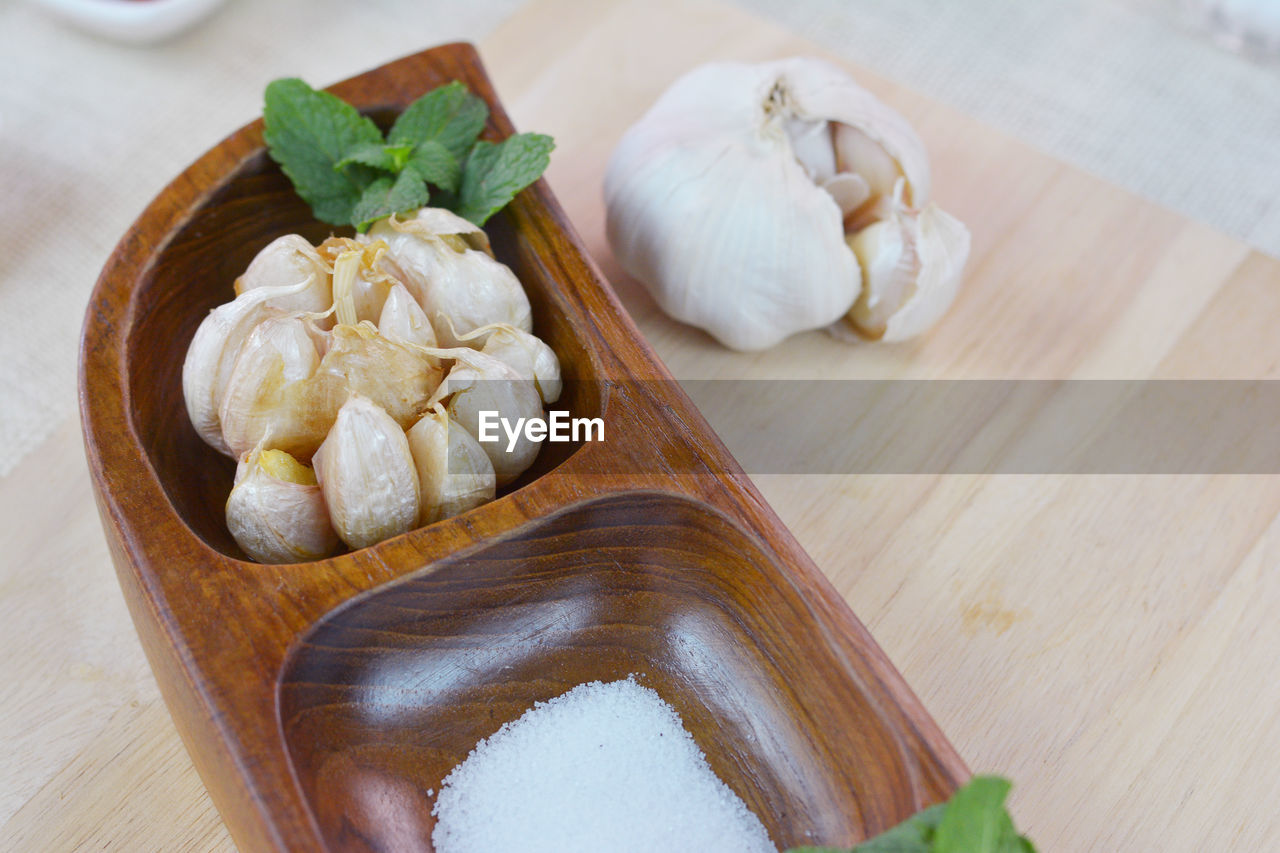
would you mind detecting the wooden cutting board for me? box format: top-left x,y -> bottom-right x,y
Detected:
4,0 -> 1280,850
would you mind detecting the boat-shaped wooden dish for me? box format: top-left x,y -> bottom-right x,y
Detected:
79,43 -> 967,852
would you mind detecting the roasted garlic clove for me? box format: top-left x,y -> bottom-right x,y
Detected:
406,406 -> 496,525
234,234 -> 333,316
321,237 -> 397,325
430,349 -> 543,486
311,322 -> 445,431
218,315 -> 325,459
453,321 -> 562,405
183,280 -> 314,457
312,395 -> 420,550
366,209 -> 532,346
378,282 -> 438,348
225,446 -> 338,563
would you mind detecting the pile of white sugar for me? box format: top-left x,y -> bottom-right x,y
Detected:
430,677 -> 777,853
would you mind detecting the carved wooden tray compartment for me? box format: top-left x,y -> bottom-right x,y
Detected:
79,43 -> 967,852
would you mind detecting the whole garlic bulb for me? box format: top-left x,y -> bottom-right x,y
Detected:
226,446 -> 338,563
604,57 -> 969,350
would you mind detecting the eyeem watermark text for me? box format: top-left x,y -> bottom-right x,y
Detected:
477,410 -> 604,451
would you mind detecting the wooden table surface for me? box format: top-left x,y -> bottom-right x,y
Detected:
5,0 -> 1280,849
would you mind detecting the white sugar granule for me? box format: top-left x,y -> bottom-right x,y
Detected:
431,677 -> 777,853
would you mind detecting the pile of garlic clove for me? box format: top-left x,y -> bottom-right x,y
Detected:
181,207 -> 561,564
604,57 -> 971,351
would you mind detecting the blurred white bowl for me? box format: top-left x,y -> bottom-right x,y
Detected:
32,0 -> 227,45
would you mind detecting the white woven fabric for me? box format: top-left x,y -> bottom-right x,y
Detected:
1,0 -> 1278,477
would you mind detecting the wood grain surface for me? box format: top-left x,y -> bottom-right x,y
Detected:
6,0 -> 1280,850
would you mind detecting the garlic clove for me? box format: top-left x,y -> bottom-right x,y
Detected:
842,198 -> 971,342
218,315 -> 325,459
311,322 -> 445,431
320,237 -> 396,325
367,209 -> 533,346
225,446 -> 338,563
376,207 -> 492,251
234,234 -> 333,316
432,349 -> 543,486
786,117 -> 836,183
480,326 -> 562,405
833,124 -> 913,225
452,321 -> 562,404
821,172 -> 872,218
777,56 -> 931,208
877,202 -> 970,342
183,279 -> 314,457
378,282 -> 438,348
312,395 -> 420,550
406,407 -> 496,525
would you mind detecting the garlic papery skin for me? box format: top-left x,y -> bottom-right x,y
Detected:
367,209 -> 533,346
605,60 -> 862,351
378,283 -> 438,348
455,321 -> 562,404
312,395 -> 420,550
481,326 -> 561,405
431,349 -> 543,486
321,237 -> 396,325
183,279 -> 314,456
225,447 -> 338,563
312,322 -> 445,431
842,198 -> 971,342
219,315 -> 324,459
406,407 -> 496,525
234,234 -> 333,316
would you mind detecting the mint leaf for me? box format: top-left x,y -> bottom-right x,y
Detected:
455,133 -> 554,226
788,802 -> 942,853
263,78 -> 384,226
388,81 -> 488,160
783,777 -> 1033,853
336,141 -> 414,173
933,776 -> 1017,853
263,78 -> 551,231
855,803 -> 945,852
351,168 -> 431,232
407,140 -> 461,193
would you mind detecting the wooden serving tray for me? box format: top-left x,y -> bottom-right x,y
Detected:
78,43 -> 967,852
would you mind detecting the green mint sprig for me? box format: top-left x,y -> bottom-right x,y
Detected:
262,78 -> 553,232
788,776 -> 1036,853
